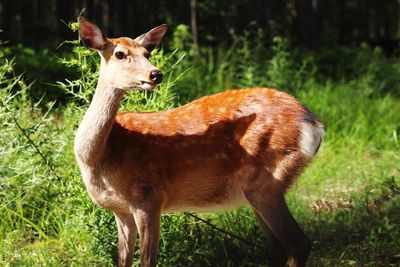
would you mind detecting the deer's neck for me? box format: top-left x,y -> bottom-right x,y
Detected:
74,79 -> 124,165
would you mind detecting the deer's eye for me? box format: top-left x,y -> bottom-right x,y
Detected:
115,51 -> 125,60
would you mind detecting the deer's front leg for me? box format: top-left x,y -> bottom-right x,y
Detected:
114,212 -> 137,267
133,206 -> 161,267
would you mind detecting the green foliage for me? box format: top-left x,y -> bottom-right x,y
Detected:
1,43 -> 74,103
1,22 -> 399,266
266,36 -> 295,90
170,24 -> 193,52
0,58 -> 72,265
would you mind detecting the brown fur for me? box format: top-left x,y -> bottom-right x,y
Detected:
109,88 -> 313,205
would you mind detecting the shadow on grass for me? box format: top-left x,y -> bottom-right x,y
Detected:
306,178 -> 400,266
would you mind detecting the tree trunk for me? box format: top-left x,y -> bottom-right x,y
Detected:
294,0 -> 319,50
190,0 -> 199,57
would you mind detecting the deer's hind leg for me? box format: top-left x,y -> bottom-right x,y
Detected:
253,209 -> 288,267
242,170 -> 310,267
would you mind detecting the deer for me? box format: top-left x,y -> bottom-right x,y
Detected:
75,17 -> 325,267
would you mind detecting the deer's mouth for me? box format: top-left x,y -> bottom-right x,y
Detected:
139,81 -> 157,90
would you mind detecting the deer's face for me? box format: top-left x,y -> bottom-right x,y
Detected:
99,38 -> 163,90
79,17 -> 167,91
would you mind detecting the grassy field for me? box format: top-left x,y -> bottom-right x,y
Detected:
0,24 -> 399,266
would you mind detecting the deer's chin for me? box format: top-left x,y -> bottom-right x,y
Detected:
124,81 -> 157,91
140,81 -> 157,90
132,81 -> 158,91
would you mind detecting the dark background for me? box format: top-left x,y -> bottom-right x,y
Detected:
1,0 -> 400,54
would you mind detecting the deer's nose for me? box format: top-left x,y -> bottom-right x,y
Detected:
150,70 -> 163,84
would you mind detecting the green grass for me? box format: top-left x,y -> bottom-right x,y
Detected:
1,23 -> 399,266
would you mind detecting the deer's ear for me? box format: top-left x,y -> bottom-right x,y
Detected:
79,17 -> 107,50
134,24 -> 167,51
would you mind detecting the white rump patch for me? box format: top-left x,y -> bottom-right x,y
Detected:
300,122 -> 325,157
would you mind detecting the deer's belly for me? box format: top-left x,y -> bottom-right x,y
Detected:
169,192 -> 247,213
162,175 -> 248,213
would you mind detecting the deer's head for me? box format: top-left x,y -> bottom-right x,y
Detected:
79,17 -> 167,91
